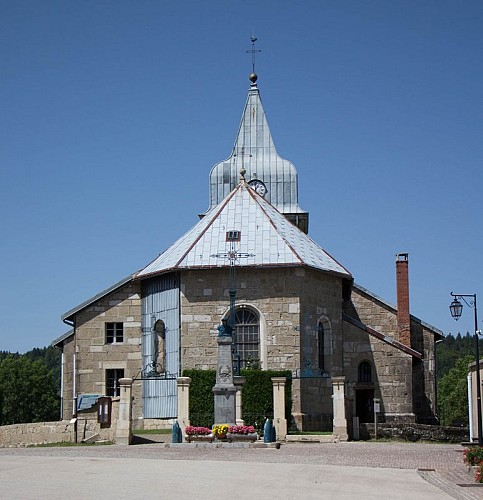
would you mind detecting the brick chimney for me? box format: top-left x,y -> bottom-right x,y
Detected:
396,253 -> 411,347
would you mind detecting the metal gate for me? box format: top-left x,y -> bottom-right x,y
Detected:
141,273 -> 180,418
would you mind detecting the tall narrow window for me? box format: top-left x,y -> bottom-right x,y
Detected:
106,369 -> 124,397
234,308 -> 260,369
106,322 -> 124,344
358,361 -> 372,383
318,321 -> 325,371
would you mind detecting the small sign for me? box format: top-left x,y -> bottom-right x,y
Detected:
374,402 -> 380,413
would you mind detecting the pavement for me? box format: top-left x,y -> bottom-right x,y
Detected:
0,441 -> 482,499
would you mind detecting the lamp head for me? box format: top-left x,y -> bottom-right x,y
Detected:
449,298 -> 463,320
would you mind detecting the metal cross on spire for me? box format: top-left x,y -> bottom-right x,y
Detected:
246,35 -> 261,74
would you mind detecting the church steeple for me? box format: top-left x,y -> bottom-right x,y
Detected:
203,72 -> 309,233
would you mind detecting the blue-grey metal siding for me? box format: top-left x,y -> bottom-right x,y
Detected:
141,273 -> 180,418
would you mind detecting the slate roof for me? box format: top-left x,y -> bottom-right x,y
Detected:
137,180 -> 350,278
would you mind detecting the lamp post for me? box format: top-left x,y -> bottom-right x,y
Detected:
449,292 -> 482,446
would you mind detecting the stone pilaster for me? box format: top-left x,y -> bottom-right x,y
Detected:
332,376 -> 348,441
272,377 -> 287,440
234,376 -> 246,426
115,378 -> 133,445
177,377 -> 191,439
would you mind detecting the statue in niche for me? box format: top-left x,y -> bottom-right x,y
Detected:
153,319 -> 166,373
217,318 -> 233,337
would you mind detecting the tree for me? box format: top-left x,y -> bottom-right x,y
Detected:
436,333 -> 479,379
0,356 -> 60,425
438,355 -> 473,427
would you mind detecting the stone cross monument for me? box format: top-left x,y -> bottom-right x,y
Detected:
213,319 -> 237,424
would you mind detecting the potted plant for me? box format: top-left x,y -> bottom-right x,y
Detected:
212,424 -> 229,440
226,425 -> 258,442
185,426 -> 213,443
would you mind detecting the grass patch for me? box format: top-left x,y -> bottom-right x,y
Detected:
132,428 -> 171,435
28,441 -> 114,447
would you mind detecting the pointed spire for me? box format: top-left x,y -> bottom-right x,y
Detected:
202,41 -> 308,233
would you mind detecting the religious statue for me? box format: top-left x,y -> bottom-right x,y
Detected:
217,318 -> 233,337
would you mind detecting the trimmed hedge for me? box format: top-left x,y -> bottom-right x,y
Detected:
182,369 -> 215,427
240,370 -> 292,429
182,369 -> 292,429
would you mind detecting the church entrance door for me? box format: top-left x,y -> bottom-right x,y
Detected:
356,389 -> 374,423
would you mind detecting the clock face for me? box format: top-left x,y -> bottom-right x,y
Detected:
248,179 -> 267,197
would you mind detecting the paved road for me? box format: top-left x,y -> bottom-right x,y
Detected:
0,442 -> 481,499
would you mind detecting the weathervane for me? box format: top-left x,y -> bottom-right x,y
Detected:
246,35 -> 261,74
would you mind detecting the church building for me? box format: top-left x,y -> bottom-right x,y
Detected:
53,71 -> 442,434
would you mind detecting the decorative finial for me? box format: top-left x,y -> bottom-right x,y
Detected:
246,35 -> 261,81
240,167 -> 246,180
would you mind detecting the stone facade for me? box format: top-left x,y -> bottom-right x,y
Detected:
54,261 -> 439,435
343,285 -> 438,424
180,267 -> 305,372
60,281 -> 143,421
179,266 -> 346,430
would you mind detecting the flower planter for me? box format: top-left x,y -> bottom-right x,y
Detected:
186,433 -> 214,443
226,432 -> 258,443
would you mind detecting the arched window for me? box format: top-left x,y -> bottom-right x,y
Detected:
318,321 -> 325,371
234,308 -> 260,369
358,361 -> 372,383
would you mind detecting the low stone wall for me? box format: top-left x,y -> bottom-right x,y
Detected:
359,422 -> 468,443
76,399 -> 119,443
133,417 -> 175,431
0,421 -> 75,447
0,396 -> 129,447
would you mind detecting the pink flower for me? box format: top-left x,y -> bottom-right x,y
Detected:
228,425 -> 256,435
185,426 -> 211,436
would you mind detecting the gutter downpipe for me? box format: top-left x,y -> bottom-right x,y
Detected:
63,318 -> 77,443
434,338 -> 443,422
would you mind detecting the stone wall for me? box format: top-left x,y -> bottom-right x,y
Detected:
180,267 -> 305,372
295,268 -> 345,429
346,286 -> 438,422
61,281 -> 143,421
0,421 -> 75,447
360,422 -> 468,443
344,287 -> 421,421
0,398 -> 123,447
180,267 -> 344,431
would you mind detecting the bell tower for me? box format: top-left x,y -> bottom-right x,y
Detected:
201,39 -> 308,233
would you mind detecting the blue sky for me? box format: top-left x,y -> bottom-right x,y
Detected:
1,0 -> 483,353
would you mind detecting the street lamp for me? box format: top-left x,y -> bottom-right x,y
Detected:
449,292 -> 482,446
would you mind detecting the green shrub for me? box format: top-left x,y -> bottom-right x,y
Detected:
182,369 -> 215,427
240,370 -> 292,429
182,368 -> 292,430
